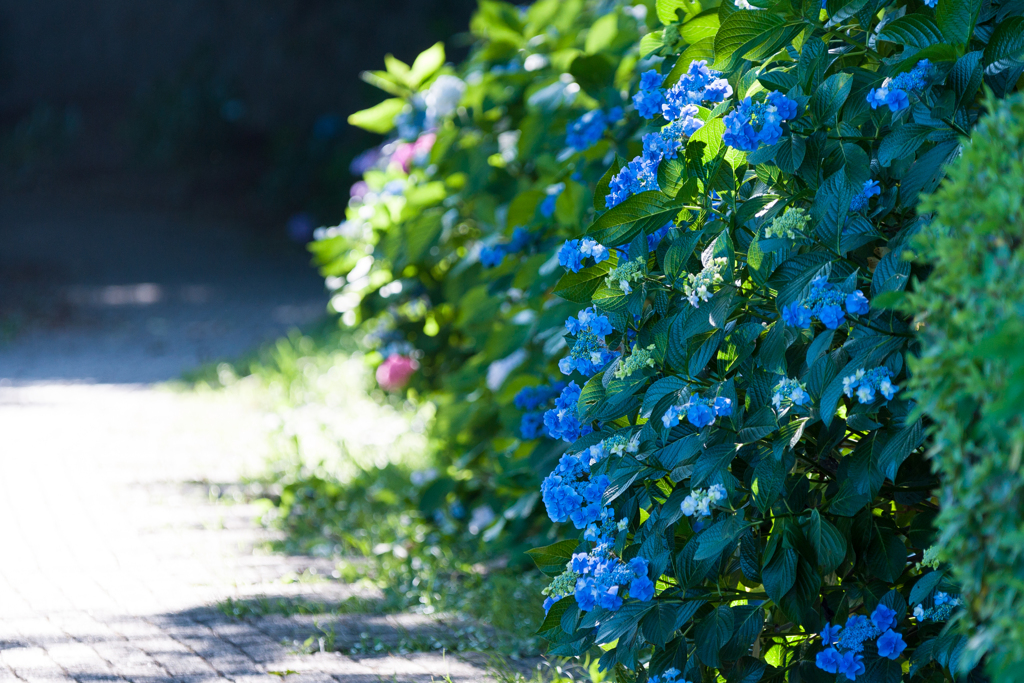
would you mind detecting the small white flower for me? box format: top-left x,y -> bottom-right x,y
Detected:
681,496 -> 697,516
913,605 -> 925,620
708,484 -> 726,502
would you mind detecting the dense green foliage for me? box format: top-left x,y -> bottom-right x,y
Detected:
306,0 -> 1024,679
907,93 -> 1024,683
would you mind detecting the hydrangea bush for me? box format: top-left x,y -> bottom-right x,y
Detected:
525,0 -> 1022,678
313,0 -> 1024,677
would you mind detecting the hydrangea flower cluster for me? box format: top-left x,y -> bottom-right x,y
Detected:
632,62 -> 732,120
607,62 -> 732,208
544,546 -> 654,613
913,592 -> 961,622
558,237 -> 610,273
544,382 -> 593,442
663,393 -> 733,429
614,344 -> 656,379
560,308 -> 617,376
480,227 -> 532,268
867,60 -> 932,113
540,449 -> 610,528
772,378 -> 810,409
681,484 -> 727,517
842,367 -> 899,404
816,606 -> 907,680
394,75 -> 466,139
781,277 -> 870,330
764,207 -> 810,239
605,256 -> 646,294
722,91 -> 801,152
566,107 -> 623,151
540,183 -> 564,218
683,257 -> 727,307
850,179 -> 881,212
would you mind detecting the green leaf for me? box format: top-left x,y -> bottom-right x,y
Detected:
641,602 -> 680,648
949,51 -> 984,110
695,514 -> 743,560
588,191 -> 687,247
762,548 -> 798,604
937,0 -> 982,46
595,602 -> 652,644
910,570 -> 945,605
640,30 -> 666,57
695,605 -> 735,667
877,15 -> 945,49
692,443 -> 738,487
983,17 -> 1024,68
538,595 -> 576,633
878,124 -> 932,167
739,406 -> 779,443
867,522 -> 908,582
878,420 -> 925,480
870,249 -> 911,297
812,72 -> 853,125
753,453 -> 785,514
691,118 -> 726,165
554,258 -> 617,304
347,98 -> 405,133
806,510 -> 847,574
713,11 -> 786,68
775,135 -> 806,174
657,0 -> 699,24
681,13 -> 722,43
409,43 -> 446,87
828,480 -> 872,516
527,540 -> 579,576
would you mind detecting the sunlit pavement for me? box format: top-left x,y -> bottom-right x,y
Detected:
0,196 -> 492,683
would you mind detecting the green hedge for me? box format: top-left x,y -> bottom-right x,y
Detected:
908,92 -> 1024,683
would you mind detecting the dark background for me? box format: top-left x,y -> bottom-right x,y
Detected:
0,0 -> 477,226
0,0 -> 477,377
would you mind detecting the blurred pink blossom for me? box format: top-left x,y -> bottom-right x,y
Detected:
390,133 -> 437,172
376,354 -> 419,391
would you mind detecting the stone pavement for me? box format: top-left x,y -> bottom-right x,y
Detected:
0,193 -> 500,683
0,384 -> 497,683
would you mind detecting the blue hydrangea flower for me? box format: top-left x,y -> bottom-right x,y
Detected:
543,382 -> 592,441
540,183 -> 564,218
520,411 -> 545,439
846,290 -> 870,315
558,237 -> 610,273
629,574 -> 655,601
818,304 -> 845,329
871,604 -> 897,631
782,301 -> 813,328
480,246 -> 506,268
843,367 -> 899,404
540,450 -> 610,527
850,179 -> 881,211
839,652 -> 866,680
633,70 -> 667,118
663,393 -> 732,429
773,378 -> 810,409
514,382 -> 564,410
816,648 -> 842,674
821,623 -> 843,646
565,108 -> 622,151
876,629 -> 907,659
867,60 -> 932,113
723,91 -> 801,152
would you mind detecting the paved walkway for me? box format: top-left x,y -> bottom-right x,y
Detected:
0,194 -> 495,683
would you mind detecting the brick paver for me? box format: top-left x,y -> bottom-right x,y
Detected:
0,384 -> 492,683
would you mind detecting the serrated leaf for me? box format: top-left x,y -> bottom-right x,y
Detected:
937,0 -> 982,46
812,72 -> 853,125
695,514 -> 743,560
695,605 -> 734,667
528,540 -> 580,576
878,124 -> 931,167
588,191 -> 687,247
553,258 -> 617,304
867,522 -> 908,582
762,547 -> 798,604
713,11 -> 786,68
877,15 -> 945,48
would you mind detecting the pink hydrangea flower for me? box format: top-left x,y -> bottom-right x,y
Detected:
376,354 -> 419,391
